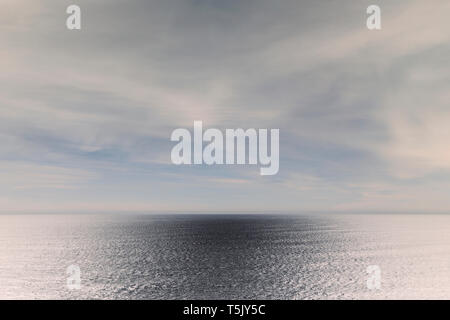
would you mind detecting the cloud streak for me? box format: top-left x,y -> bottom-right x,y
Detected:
1,0 -> 449,212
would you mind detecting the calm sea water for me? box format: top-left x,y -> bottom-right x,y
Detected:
0,213 -> 450,299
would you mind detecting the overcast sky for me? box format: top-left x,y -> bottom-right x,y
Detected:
1,0 -> 450,213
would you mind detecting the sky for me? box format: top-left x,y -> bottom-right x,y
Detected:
1,0 -> 449,213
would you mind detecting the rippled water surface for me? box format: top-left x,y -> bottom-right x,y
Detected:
1,213 -> 450,299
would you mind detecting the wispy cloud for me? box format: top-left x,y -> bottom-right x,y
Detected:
1,0 -> 449,212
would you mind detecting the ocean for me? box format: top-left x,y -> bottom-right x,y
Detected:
0,213 -> 449,299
